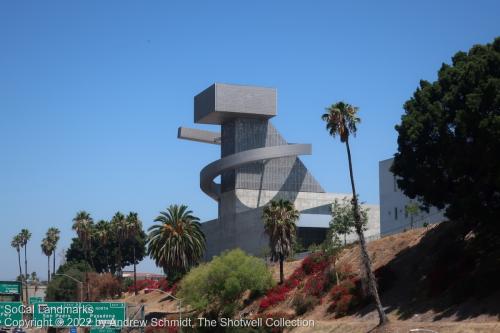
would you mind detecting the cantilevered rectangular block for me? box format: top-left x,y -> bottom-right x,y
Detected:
177,127 -> 221,145
194,83 -> 276,124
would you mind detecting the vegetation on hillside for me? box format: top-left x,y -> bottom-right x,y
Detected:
392,37 -> 500,234
178,249 -> 274,317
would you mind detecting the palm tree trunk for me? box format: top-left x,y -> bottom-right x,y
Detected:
24,245 -> 28,301
53,250 -> 56,277
133,246 -> 137,295
17,250 -> 23,302
47,256 -> 51,283
345,139 -> 388,325
279,254 -> 284,284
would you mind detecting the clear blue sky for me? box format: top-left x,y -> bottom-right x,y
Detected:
1,1 -> 498,280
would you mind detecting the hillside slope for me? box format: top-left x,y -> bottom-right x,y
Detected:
246,221 -> 500,330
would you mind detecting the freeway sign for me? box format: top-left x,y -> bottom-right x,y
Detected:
29,297 -> 44,304
0,282 -> 21,295
90,327 -> 121,333
33,302 -> 126,327
0,302 -> 23,327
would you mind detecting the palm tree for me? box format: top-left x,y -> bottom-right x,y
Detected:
94,220 -> 111,272
111,212 -> 127,277
47,227 -> 60,276
41,238 -> 54,283
72,211 -> 94,267
322,101 -> 388,325
126,212 -> 142,295
10,235 -> 23,301
147,204 -> 205,278
262,199 -> 299,284
19,229 -> 31,301
72,211 -> 94,301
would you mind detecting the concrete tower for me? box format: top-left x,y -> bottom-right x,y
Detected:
179,83 -> 380,258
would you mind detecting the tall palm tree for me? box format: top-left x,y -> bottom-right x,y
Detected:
72,211 -> 94,301
126,212 -> 142,295
10,235 -> 23,301
111,212 -> 127,277
72,211 -> 94,267
47,227 -> 60,276
322,102 -> 388,325
41,238 -> 54,283
94,220 -> 111,272
19,229 -> 31,301
262,199 -> 299,284
147,204 -> 205,278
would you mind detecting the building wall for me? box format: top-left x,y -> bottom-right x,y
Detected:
379,158 -> 445,235
202,189 -> 380,259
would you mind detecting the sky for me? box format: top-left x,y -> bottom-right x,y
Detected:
0,0 -> 498,280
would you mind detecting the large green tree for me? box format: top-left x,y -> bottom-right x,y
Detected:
262,199 -> 299,284
322,102 -> 388,325
147,204 -> 205,279
392,37 -> 500,232
66,220 -> 146,274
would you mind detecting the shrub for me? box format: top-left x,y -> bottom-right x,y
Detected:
178,249 -> 274,316
328,279 -> 360,317
88,273 -> 122,300
292,294 -> 320,315
128,279 -> 161,293
301,252 -> 329,275
260,284 -> 291,310
303,273 -> 328,297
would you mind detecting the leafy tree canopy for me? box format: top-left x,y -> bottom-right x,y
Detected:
329,197 -> 368,245
178,249 -> 274,317
392,37 -> 500,229
45,261 -> 91,301
66,221 -> 146,273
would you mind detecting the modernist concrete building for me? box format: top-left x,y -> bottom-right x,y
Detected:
379,158 -> 445,235
179,83 -> 380,259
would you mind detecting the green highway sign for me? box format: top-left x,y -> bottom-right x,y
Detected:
33,302 -> 126,327
0,281 -> 21,295
29,297 -> 44,304
0,302 -> 23,327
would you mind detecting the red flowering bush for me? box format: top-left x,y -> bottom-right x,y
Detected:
303,273 -> 328,297
289,267 -> 305,281
260,284 -> 291,309
301,252 -> 330,275
328,279 -> 360,317
128,278 -> 178,295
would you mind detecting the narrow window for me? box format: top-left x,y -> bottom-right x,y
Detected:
394,207 -> 398,220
